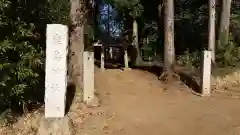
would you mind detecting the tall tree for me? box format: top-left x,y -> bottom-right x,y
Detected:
130,4 -> 145,66
218,0 -> 232,47
69,0 -> 85,92
132,18 -> 141,65
163,0 -> 175,71
208,0 -> 216,64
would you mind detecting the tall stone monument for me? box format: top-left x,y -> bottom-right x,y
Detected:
45,24 -> 68,118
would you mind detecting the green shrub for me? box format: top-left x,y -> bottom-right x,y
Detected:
176,49 -> 200,68
216,34 -> 238,67
0,1 -> 47,121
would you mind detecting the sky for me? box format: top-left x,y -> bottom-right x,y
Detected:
99,4 -> 123,38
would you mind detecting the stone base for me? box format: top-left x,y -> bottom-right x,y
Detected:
38,116 -> 73,135
85,95 -> 100,108
200,93 -> 211,97
123,68 -> 131,71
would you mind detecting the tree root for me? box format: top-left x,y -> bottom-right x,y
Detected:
158,70 -> 180,83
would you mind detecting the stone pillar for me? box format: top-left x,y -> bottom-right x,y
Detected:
124,48 -> 129,70
200,50 -> 212,96
40,24 -> 72,135
45,24 -> 68,118
101,46 -> 105,70
83,51 -> 94,103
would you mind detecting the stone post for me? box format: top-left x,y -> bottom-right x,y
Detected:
101,46 -> 105,71
39,24 -> 72,135
83,51 -> 95,104
200,50 -> 212,96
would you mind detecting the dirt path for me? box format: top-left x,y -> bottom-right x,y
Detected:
76,68 -> 240,135
1,68 -> 240,135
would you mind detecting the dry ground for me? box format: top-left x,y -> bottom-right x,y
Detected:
71,67 -> 240,135
1,67 -> 240,135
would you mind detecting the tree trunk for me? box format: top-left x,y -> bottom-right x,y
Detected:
158,0 -> 176,82
208,0 -> 216,64
107,4 -> 110,37
69,0 -> 85,92
163,0 -> 175,71
133,19 -> 142,64
93,0 -> 100,40
218,0 -> 232,47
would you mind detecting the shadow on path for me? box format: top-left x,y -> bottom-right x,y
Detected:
94,60 -> 125,70
135,65 -> 201,94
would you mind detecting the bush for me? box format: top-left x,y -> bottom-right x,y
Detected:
216,34 -> 238,67
0,0 -> 46,115
0,0 -> 71,120
176,49 -> 200,68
